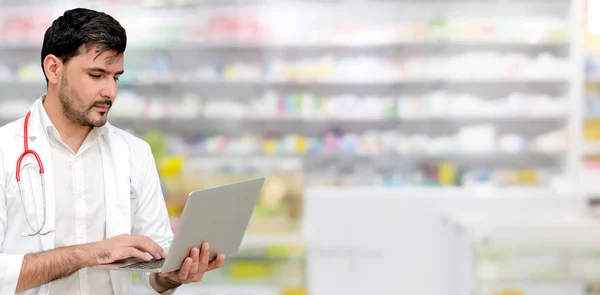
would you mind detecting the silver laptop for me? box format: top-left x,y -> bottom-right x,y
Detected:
92,177 -> 265,273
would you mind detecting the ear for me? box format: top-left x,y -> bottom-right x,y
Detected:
43,54 -> 62,84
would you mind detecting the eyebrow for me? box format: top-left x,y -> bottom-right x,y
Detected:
86,67 -> 124,75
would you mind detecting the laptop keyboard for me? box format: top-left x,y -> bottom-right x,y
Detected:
119,258 -> 165,270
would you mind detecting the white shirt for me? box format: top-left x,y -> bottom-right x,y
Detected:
39,104 -> 114,295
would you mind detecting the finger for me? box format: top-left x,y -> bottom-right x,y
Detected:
178,257 -> 193,281
131,236 -> 164,260
125,248 -> 151,262
132,236 -> 164,259
209,254 -> 226,270
141,237 -> 166,259
199,242 -> 210,270
190,248 -> 200,275
130,240 -> 161,260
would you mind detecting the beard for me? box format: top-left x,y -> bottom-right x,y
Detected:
58,75 -> 112,128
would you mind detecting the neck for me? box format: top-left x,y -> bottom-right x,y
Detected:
42,93 -> 92,153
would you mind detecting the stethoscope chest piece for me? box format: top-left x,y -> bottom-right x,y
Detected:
130,184 -> 138,200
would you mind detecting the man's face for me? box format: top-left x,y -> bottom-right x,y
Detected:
58,45 -> 124,127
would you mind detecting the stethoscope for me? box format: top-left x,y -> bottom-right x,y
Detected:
18,111 -> 138,237
17,111 -> 53,237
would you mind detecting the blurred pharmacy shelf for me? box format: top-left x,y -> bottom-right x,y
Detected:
0,0 -> 587,295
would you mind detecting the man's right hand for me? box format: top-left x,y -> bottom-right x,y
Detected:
86,234 -> 167,266
16,234 -> 167,293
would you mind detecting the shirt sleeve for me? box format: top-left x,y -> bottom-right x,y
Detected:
130,143 -> 177,294
0,149 -> 25,294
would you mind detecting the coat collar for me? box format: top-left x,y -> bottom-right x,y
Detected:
15,97 -> 45,139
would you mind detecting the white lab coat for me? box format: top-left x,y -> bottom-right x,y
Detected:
0,98 -> 176,295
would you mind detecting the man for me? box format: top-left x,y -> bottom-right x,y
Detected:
0,7 -> 225,295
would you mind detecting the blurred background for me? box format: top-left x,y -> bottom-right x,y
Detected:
1,0 -> 600,294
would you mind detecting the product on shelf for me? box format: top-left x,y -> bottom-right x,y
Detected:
0,7 -> 566,46
587,56 -> 600,80
586,84 -> 600,119
123,126 -> 566,189
5,88 -> 559,129
105,90 -> 565,121
584,119 -> 600,143
0,10 -> 52,45
307,165 -> 560,188
110,91 -> 202,120
398,92 -> 566,119
0,51 -> 567,87
143,128 -> 565,157
248,52 -> 566,82
584,84 -> 600,141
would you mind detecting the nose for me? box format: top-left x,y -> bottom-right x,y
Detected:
100,78 -> 118,99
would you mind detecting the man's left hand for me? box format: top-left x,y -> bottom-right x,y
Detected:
153,243 -> 225,291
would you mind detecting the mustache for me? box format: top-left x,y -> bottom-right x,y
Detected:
90,100 -> 113,109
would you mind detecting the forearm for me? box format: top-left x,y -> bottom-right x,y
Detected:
150,273 -> 181,293
16,245 -> 94,293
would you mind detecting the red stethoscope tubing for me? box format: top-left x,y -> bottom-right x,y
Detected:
16,111 -> 44,182
16,110 -> 134,191
17,111 -> 53,237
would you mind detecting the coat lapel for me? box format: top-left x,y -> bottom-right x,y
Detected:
99,126 -> 132,295
99,126 -> 131,238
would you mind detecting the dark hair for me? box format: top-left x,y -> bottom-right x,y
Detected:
41,8 -> 127,82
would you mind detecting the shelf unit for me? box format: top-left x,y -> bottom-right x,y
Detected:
578,0 -> 600,197
440,211 -> 600,295
0,2 -> 582,189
